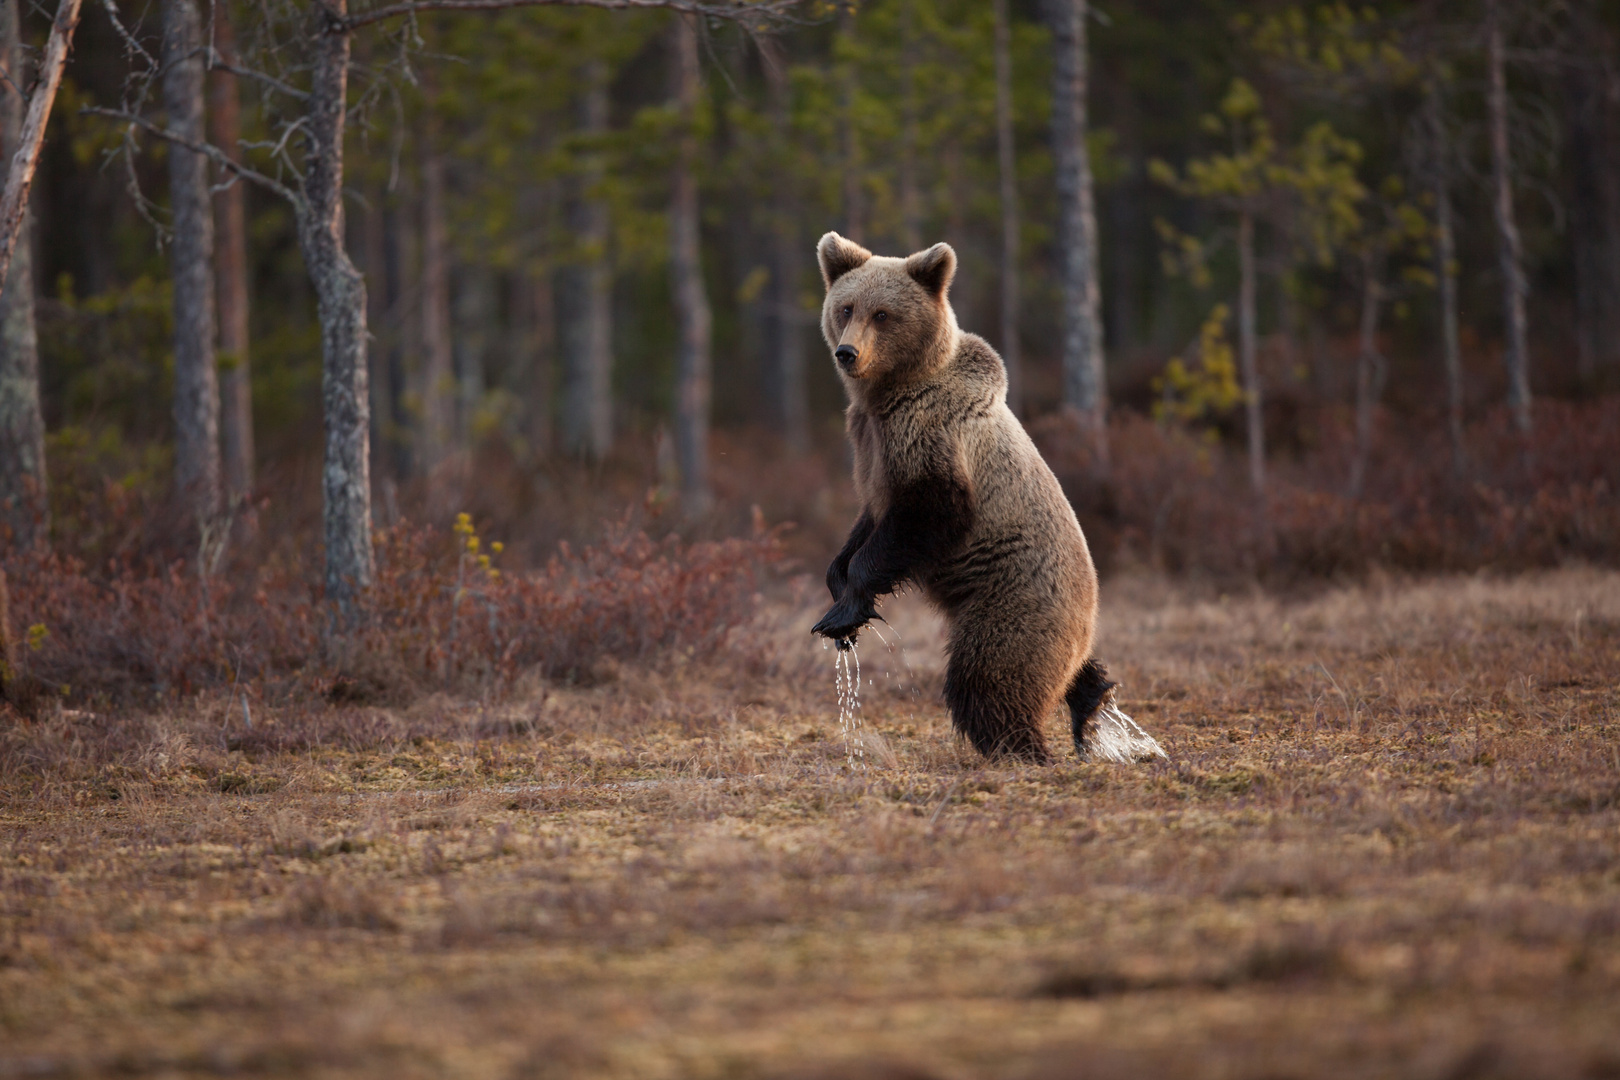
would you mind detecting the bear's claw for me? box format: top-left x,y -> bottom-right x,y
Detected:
812,596 -> 878,645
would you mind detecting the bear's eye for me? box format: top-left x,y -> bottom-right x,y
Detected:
841,305 -> 853,320
874,311 -> 889,323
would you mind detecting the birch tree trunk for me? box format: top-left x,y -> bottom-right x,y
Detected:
670,15 -> 712,515
0,0 -> 82,295
209,5 -> 254,503
993,0 -> 1022,418
418,142 -> 454,468
0,0 -> 45,551
1486,1 -> 1533,433
558,62 -> 613,461
761,37 -> 808,454
163,0 -> 222,522
1349,256 -> 1386,501
296,0 -> 372,616
1047,0 -> 1107,465
1237,209 -> 1264,497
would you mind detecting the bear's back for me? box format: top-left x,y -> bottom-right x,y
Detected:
909,335 -> 1094,620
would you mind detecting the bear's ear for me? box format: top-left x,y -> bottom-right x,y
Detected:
817,232 -> 872,289
905,242 -> 957,298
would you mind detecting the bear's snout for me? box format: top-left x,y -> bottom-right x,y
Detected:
835,344 -> 860,372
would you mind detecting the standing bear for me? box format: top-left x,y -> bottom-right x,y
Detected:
810,232 -> 1164,764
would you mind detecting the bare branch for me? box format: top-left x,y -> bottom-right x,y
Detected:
99,0 -> 155,69
82,105 -> 302,205
207,49 -> 312,100
240,113 -> 309,176
340,0 -> 798,33
116,124 -> 172,243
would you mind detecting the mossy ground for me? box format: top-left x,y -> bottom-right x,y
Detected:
3,569 -> 1619,1078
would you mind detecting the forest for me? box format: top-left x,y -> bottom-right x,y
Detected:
1,3 -> 1619,1077
1,0 -> 1618,590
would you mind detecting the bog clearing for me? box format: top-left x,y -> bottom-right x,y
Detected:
3,569 -> 1619,1079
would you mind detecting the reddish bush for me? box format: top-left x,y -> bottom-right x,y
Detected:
0,513 -> 781,714
1033,397 -> 1620,580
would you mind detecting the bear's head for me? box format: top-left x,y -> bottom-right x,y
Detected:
817,232 -> 960,389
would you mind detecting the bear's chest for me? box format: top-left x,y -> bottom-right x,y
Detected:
849,397 -> 956,516
847,408 -> 887,510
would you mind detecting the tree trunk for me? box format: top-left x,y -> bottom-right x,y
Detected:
517,269 -> 553,457
363,197 -> 394,514
1350,255 -> 1385,500
1429,82 -> 1466,477
453,259 -> 492,447
0,0 -> 45,551
0,0 -> 82,295
761,37 -> 808,454
1238,209 -> 1264,496
296,0 -> 372,617
1486,2 -> 1532,433
1047,0 -> 1107,465
558,61 -> 613,461
838,7 -> 863,243
209,5 -> 254,504
670,16 -> 712,515
380,197 -> 408,480
897,0 -> 920,253
418,143 -> 453,469
993,0 -> 1023,418
1566,56 -> 1620,382
163,0 -> 222,523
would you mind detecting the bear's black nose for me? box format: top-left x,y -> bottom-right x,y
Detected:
835,345 -> 859,369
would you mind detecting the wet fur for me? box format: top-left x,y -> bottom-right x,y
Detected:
813,232 -> 1107,763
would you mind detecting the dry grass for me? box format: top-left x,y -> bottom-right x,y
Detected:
2,568 -> 1619,1079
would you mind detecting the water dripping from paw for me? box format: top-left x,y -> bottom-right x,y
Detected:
834,640 -> 864,770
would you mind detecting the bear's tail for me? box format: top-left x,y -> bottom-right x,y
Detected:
1066,659 -> 1168,763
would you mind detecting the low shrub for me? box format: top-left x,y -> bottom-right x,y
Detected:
0,511 -> 782,715
1034,397 -> 1620,580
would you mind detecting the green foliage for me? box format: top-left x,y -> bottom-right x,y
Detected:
1152,78 -> 1365,268
1153,304 -> 1245,434
1246,4 -> 1416,88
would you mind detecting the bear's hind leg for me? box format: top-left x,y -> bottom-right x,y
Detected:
1065,658 -> 1116,754
1066,658 -> 1168,762
944,645 -> 1054,763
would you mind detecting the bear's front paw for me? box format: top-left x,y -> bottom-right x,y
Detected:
811,595 -> 878,647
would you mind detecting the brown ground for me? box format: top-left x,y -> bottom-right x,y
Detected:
3,569 -> 1619,1079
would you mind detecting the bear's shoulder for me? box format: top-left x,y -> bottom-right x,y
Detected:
943,333 -> 1008,401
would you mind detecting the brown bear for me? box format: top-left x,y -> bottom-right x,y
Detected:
810,232 -> 1164,764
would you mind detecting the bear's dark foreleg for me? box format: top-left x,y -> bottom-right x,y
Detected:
813,475 -> 975,646
1065,658 -> 1117,756
825,511 -> 876,600
944,649 -> 1051,764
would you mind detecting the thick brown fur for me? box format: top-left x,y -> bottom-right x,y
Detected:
811,232 -> 1103,763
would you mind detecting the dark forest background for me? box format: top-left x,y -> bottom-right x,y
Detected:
6,0 -> 1620,584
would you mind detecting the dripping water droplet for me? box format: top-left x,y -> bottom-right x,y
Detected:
834,640 -> 864,769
